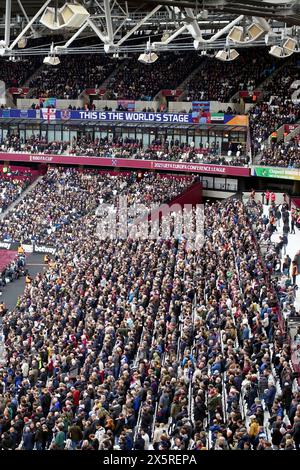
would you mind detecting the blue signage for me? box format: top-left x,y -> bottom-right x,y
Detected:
0,109 -> 248,127
0,108 -> 192,124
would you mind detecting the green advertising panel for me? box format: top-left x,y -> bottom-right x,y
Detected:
253,166 -> 300,181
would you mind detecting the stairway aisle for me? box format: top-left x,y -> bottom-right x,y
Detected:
263,204 -> 300,311
1,253 -> 46,311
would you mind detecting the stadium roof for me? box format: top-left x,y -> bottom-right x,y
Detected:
1,1 -> 300,56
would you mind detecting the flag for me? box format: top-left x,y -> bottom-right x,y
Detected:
41,108 -> 56,122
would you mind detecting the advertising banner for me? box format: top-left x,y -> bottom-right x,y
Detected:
253,166 -> 300,181
85,88 -> 106,96
117,100 -> 135,111
209,113 -> 225,122
0,109 -> 249,127
192,101 -> 210,112
8,87 -> 29,95
161,90 -> 182,97
0,151 -> 251,177
284,124 -> 299,133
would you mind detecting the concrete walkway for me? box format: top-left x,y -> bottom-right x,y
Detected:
1,253 -> 45,311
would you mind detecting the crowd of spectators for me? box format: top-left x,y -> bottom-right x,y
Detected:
0,56 -> 42,89
104,53 -> 202,101
0,175 -> 32,214
28,55 -> 116,100
0,49 -> 283,106
1,134 -> 68,155
0,134 -> 248,167
0,168 -> 193,246
260,136 -> 300,168
0,169 -> 298,451
185,49 -> 278,102
250,59 -> 300,162
67,138 -> 248,166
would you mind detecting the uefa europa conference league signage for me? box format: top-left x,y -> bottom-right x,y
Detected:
0,152 -> 251,177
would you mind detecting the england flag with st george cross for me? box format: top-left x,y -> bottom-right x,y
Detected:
40,108 -> 56,121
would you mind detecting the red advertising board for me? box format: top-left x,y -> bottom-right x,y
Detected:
0,152 -> 251,177
284,124 -> 299,133
161,89 -> 182,97
8,87 -> 29,95
85,88 -> 106,96
239,90 -> 261,98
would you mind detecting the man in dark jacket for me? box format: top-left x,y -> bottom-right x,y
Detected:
263,383 -> 276,412
292,416 -> 300,450
68,421 -> 83,449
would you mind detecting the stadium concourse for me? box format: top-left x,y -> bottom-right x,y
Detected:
0,0 -> 300,456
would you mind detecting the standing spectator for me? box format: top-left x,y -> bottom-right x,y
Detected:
291,214 -> 296,234
291,261 -> 298,286
293,417 -> 300,450
271,192 -> 276,204
282,233 -> 288,255
293,251 -> 300,275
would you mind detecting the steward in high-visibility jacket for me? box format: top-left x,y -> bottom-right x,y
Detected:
18,245 -> 25,255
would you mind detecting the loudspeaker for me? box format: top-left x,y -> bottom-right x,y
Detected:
40,7 -> 65,30
40,3 -> 90,30
60,4 -> 90,28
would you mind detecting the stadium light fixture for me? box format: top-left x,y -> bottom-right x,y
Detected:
17,37 -> 27,49
8,55 -> 22,62
138,39 -> 158,64
43,55 -> 61,66
228,22 -> 265,44
138,51 -> 158,64
269,36 -> 297,58
215,46 -> 239,61
269,44 -> 293,58
283,37 -> 298,53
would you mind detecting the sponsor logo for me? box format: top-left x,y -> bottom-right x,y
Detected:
61,109 -> 71,120
22,244 -> 34,253
34,245 -> 56,254
0,241 -> 11,249
20,110 -> 29,118
29,155 -> 53,162
152,162 -> 226,173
